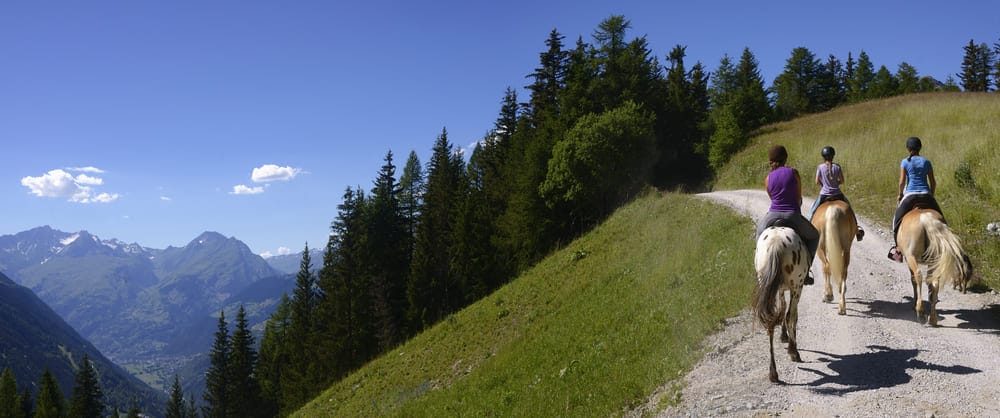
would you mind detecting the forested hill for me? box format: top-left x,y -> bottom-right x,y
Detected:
0,271 -> 165,414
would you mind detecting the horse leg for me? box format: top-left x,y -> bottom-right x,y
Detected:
928,281 -> 940,327
778,290 -> 789,343
907,259 -> 926,324
822,252 -> 834,303
838,252 -> 850,315
785,288 -> 802,363
768,326 -> 779,383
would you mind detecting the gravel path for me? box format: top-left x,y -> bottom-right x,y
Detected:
644,190 -> 1000,418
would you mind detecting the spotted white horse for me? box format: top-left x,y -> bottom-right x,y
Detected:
752,226 -> 811,383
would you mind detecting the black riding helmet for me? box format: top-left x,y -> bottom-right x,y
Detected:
821,146 -> 835,159
906,136 -> 922,152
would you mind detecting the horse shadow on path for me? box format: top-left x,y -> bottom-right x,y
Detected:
797,345 -> 981,395
855,298 -> 1000,335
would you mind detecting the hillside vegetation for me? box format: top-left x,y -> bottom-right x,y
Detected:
293,93 -> 998,416
294,192 -> 755,416
714,92 -> 1000,289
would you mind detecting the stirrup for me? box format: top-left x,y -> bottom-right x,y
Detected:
856,227 -> 865,242
804,271 -> 815,285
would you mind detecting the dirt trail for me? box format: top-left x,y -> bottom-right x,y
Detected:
646,189 -> 1000,417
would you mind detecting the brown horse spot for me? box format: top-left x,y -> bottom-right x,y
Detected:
785,264 -> 794,275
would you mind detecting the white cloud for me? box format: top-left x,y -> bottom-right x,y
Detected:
251,164 -> 301,183
21,169 -> 119,204
230,184 -> 265,195
160,196 -> 172,201
74,174 -> 103,185
66,166 -> 105,174
260,251 -> 274,259
277,246 -> 291,256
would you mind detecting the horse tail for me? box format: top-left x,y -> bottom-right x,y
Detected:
922,212 -> 967,288
752,231 -> 785,329
825,204 -> 847,286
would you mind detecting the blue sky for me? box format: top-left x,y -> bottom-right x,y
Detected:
3,1 -> 997,257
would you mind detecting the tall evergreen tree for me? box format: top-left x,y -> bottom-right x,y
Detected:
870,65 -> 898,98
166,375 -> 186,418
185,394 -> 199,418
0,368 -> 22,418
314,187 -> 375,387
408,128 -> 465,329
228,305 -> 261,418
847,51 -> 875,102
283,245 -> 318,409
896,62 -> 920,94
202,312 -> 230,418
256,294 -> 290,417
68,354 -> 104,418
367,150 -> 410,351
657,45 -> 710,186
398,150 -> 424,255
959,39 -> 994,91
18,389 -> 31,418
816,54 -> 846,110
526,29 -> 568,121
34,369 -> 65,418
773,46 -> 824,119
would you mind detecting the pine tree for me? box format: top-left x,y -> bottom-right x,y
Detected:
18,389 -> 31,418
68,354 -> 104,418
186,395 -> 199,418
526,29 -> 568,121
408,129 -> 465,329
399,151 -> 424,258
256,294 -> 290,416
773,46 -> 823,119
959,39 -> 994,92
166,375 -> 186,418
870,65 -> 898,98
847,51 -> 875,102
367,151 -> 410,351
202,311 -> 230,418
228,305 -> 261,418
314,187 -> 375,390
34,369 -> 65,418
896,62 -> 920,94
284,243 -> 317,406
0,368 -> 23,418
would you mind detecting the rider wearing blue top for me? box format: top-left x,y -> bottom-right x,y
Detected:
888,137 -> 944,261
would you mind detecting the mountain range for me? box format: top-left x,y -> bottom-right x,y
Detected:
0,226 -> 296,396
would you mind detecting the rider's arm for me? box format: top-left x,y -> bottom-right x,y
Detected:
793,169 -> 803,207
928,167 -> 936,195
837,166 -> 845,185
898,167 -> 906,202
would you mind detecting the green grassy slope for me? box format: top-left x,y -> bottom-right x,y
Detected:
294,192 -> 756,416
714,92 -> 1000,288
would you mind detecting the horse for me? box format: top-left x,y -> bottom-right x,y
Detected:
752,226 -> 810,383
896,208 -> 971,326
810,200 -> 857,315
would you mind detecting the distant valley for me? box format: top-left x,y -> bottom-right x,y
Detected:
0,226 -> 297,396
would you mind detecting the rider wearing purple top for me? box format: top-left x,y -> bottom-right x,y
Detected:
755,145 -> 819,284
806,146 -> 864,240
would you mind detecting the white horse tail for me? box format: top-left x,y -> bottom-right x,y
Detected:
825,204 -> 847,287
921,212 -> 967,288
752,229 -> 785,329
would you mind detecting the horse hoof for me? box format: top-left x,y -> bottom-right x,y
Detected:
838,309 -> 846,316
769,373 -> 780,383
823,295 -> 833,303
789,352 -> 802,363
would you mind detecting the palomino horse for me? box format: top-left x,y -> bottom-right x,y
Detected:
810,200 -> 857,315
896,208 -> 970,326
752,226 -> 810,383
